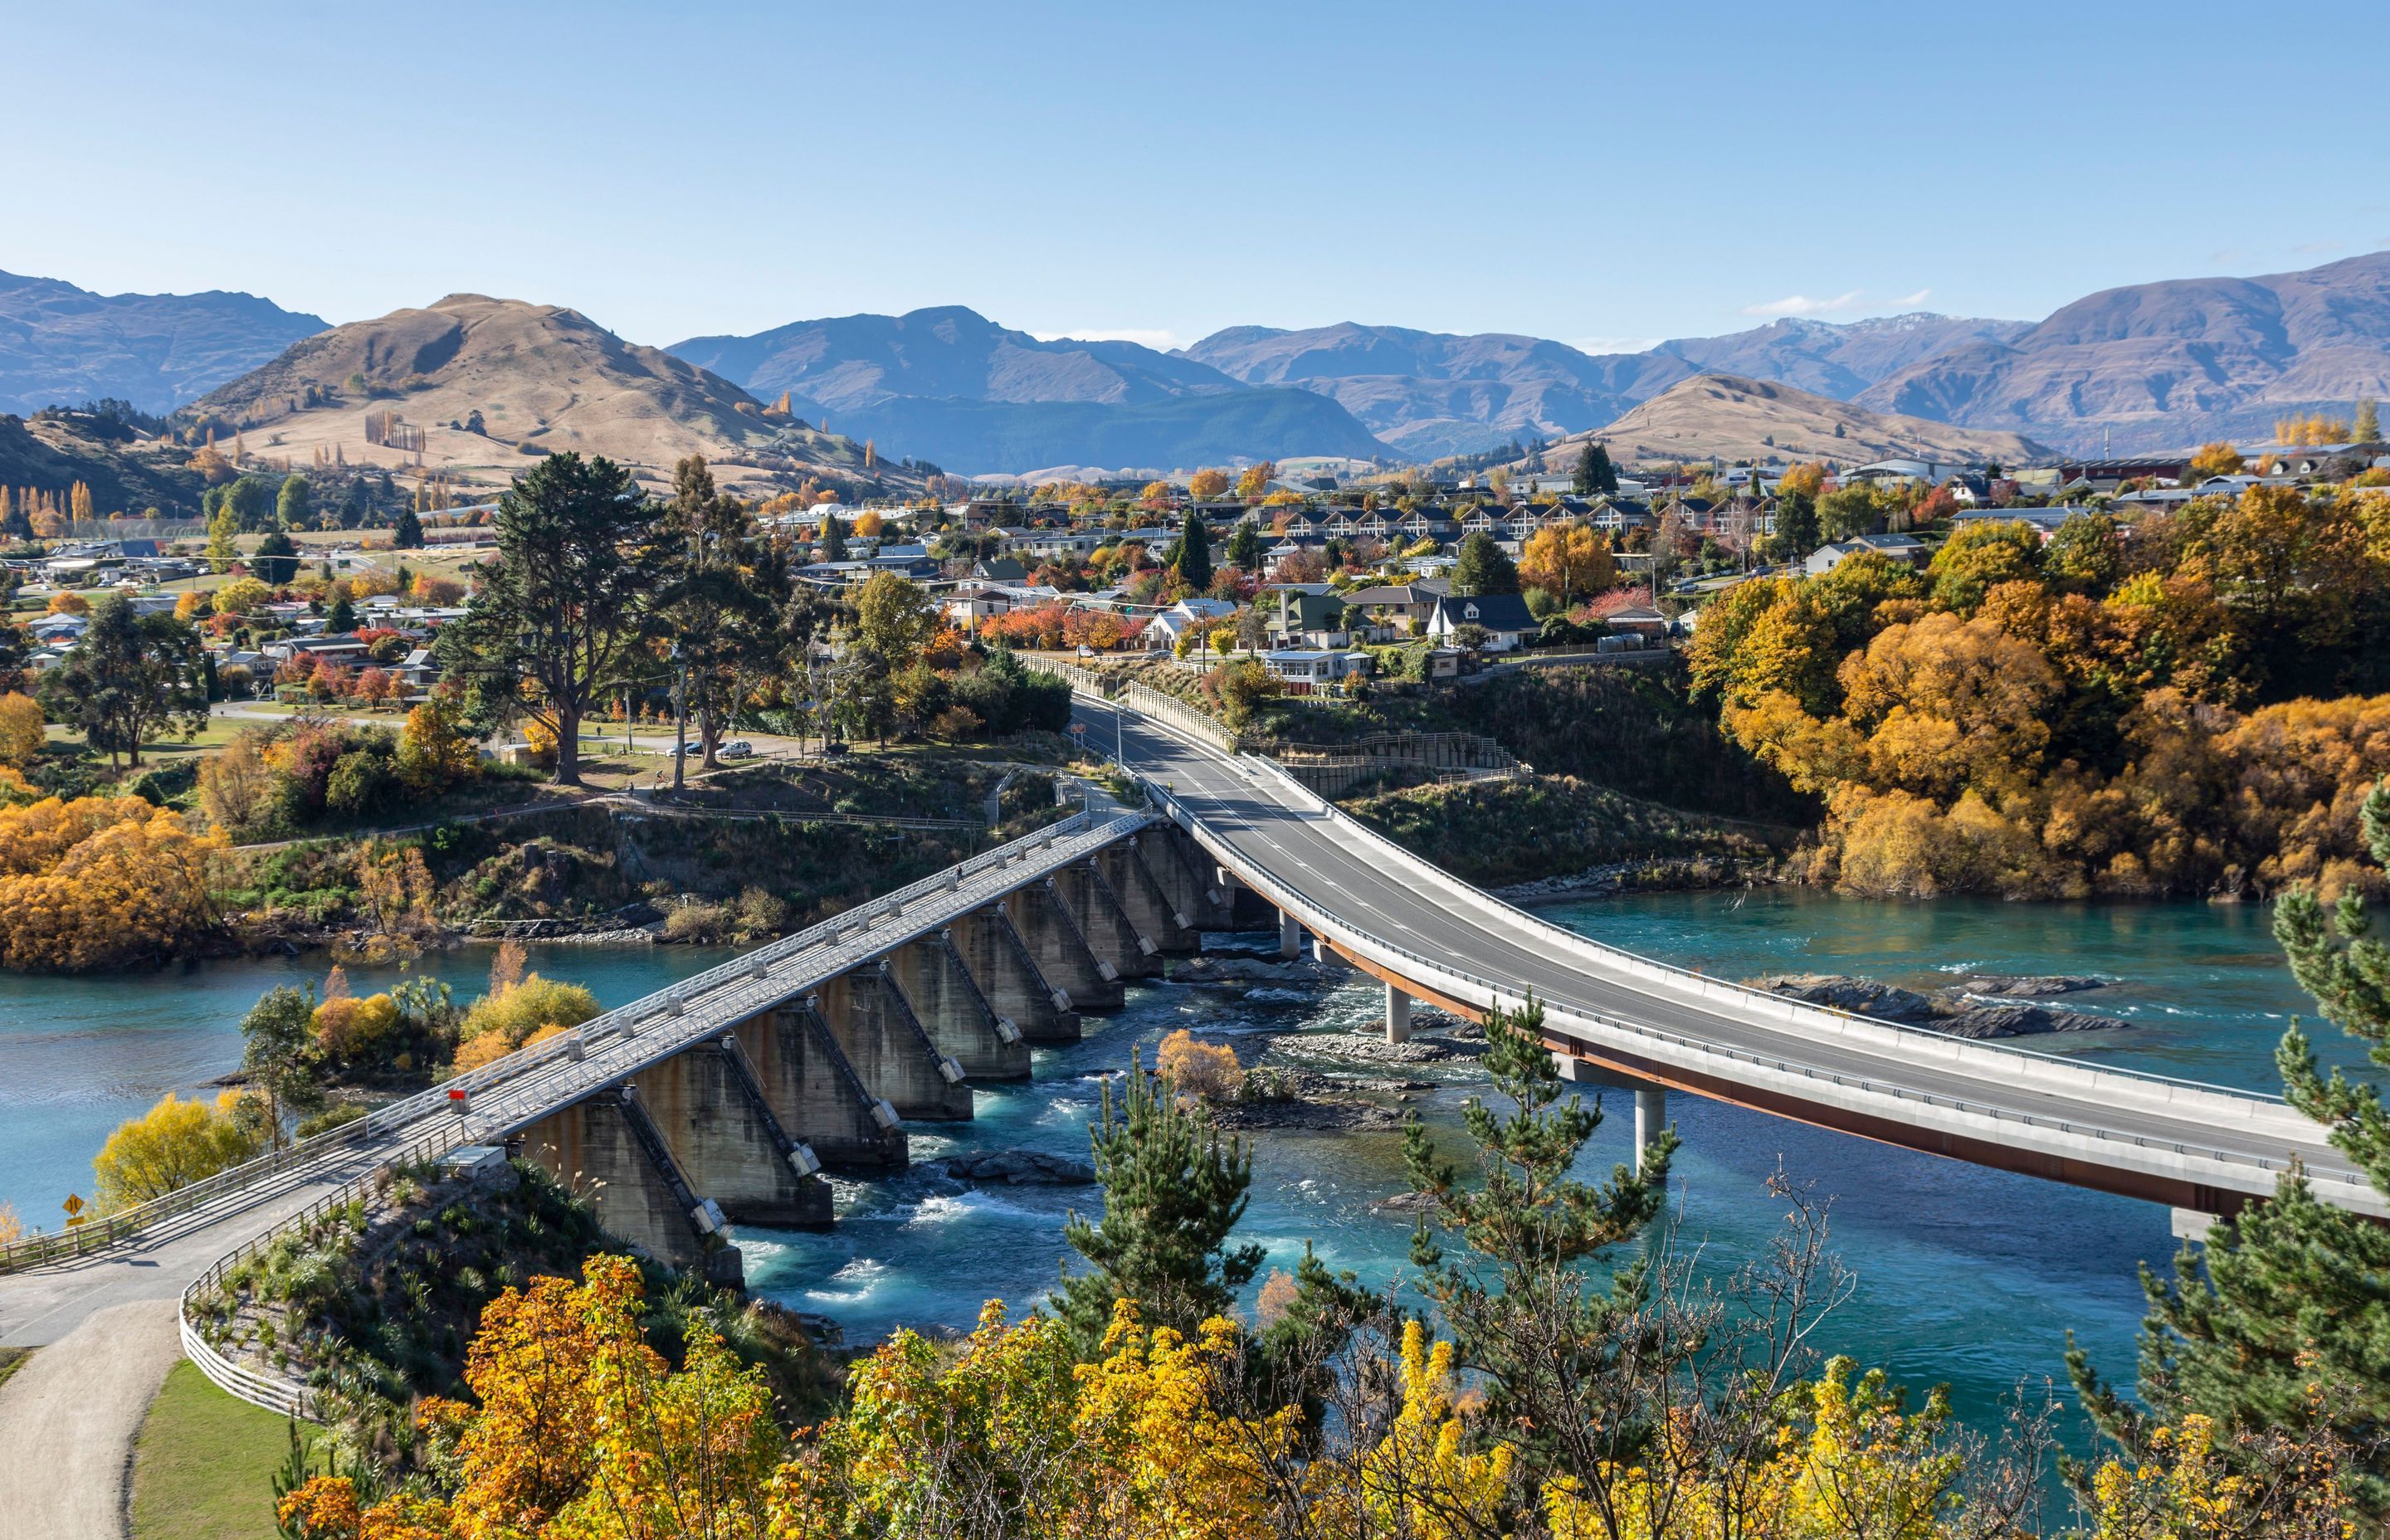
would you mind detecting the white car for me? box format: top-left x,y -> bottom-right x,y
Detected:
717,739 -> 755,760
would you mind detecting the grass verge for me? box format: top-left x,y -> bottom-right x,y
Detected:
130,1359 -> 318,1540
0,1347 -> 29,1396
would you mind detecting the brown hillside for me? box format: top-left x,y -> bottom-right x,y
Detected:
188,294 -> 910,496
1542,373 -> 2050,469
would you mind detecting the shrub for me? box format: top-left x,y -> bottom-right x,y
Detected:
456,973 -> 600,1056
1157,1027 -> 1243,1100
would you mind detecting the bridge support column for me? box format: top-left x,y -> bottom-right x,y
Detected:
518,1090 -> 744,1288
2171,1207 -> 2220,1243
1105,841 -> 1198,954
1634,1086 -> 1666,1179
1384,983 -> 1412,1045
1054,861 -> 1162,982
738,1002 -> 907,1172
951,905 -> 1076,1042
1003,882 -> 1123,1011
887,934 -> 1032,1082
1279,908 -> 1301,959
631,1036 -> 831,1228
813,970 -> 975,1122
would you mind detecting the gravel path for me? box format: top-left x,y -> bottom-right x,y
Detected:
0,1299 -> 181,1540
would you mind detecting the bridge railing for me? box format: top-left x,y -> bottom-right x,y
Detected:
0,810 -> 1119,1274
1138,776 -> 2373,1204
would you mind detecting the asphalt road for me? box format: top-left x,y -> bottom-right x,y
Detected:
1079,697 -> 2367,1210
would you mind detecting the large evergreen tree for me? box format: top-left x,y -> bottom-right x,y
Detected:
1172,509 -> 1213,591
36,595 -> 207,769
392,504 -> 424,549
254,528 -> 300,586
656,456 -> 785,780
1225,518 -> 1266,574
276,473 -> 312,530
1052,1049 -> 1263,1357
2071,780 -> 2390,1512
1573,442 -> 1618,497
1403,995 -> 1675,1476
435,452 -> 661,786
1451,530 -> 1520,596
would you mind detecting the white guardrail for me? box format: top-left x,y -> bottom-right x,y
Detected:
1038,662 -> 2376,1212
3,808 -> 1149,1275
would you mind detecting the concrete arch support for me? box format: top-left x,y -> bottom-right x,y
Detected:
1105,842 -> 1198,955
1002,882 -> 1122,1011
1052,861 -> 1162,982
517,1090 -> 744,1287
888,935 -> 1032,1082
734,1002 -> 908,1172
949,904 -> 1078,1041
632,1038 -> 832,1228
812,971 -> 975,1122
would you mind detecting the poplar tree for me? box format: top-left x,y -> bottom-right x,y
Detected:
1052,1049 -> 1263,1357
2071,780 -> 2390,1513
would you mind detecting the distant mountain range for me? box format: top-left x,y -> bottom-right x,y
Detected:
1856,253 -> 2390,449
0,270 -> 324,418
668,307 -> 1386,475
3,255 -> 2383,478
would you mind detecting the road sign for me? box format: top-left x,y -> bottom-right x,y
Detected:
1069,722 -> 1086,739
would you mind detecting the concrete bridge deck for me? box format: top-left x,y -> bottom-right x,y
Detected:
0,807 -> 1165,1347
1069,690 -> 2381,1224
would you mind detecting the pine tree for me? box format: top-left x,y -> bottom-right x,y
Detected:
393,505 -> 424,549
1451,530 -> 1519,596
819,513 -> 848,563
1226,519 -> 1265,574
2358,397 -> 2381,444
254,529 -> 299,586
326,590 -> 357,635
1052,1049 -> 1263,1357
2071,781 -> 2390,1513
1174,509 -> 1213,590
1404,995 -> 1675,1474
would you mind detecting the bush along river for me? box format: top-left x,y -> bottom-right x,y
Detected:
0,888 -> 2355,1439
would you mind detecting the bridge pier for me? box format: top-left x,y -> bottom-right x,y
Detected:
734,1003 -> 908,1172
1139,828 -> 1230,930
629,1038 -> 831,1228
1634,1086 -> 1666,1178
951,905 -> 1078,1042
1054,861 -> 1163,982
1384,983 -> 1412,1045
1102,843 -> 1198,955
2171,1207 -> 2220,1243
1003,882 -> 1123,1011
517,1089 -> 744,1288
886,934 -> 1032,1082
813,970 -> 975,1122
1279,908 -> 1302,959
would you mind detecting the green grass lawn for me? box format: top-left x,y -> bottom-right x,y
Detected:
130,1360 -> 322,1540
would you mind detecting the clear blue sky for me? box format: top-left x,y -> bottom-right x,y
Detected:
7,0 -> 2385,353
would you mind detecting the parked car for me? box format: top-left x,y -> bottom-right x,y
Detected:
717,738 -> 754,759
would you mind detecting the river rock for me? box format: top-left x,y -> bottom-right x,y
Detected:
1753,972 -> 2120,1039
1212,1098 -> 1407,1131
1171,954 -> 1330,985
1956,973 -> 2108,998
929,1149 -> 1095,1186
1266,1029 -> 1481,1069
1754,974 -> 1938,1022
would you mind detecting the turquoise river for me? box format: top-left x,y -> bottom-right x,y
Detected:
0,888 -> 2366,1439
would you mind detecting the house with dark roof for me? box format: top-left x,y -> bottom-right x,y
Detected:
1426,592 -> 1537,652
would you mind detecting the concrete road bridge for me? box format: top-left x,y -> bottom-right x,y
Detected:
1047,669 -> 2381,1234
5,675 -> 2376,1416
0,805 -> 1242,1391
